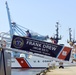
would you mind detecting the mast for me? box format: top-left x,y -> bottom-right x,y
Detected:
69,28 -> 72,42
50,22 -> 61,44
55,22 -> 61,43
67,28 -> 76,46
5,1 -> 14,38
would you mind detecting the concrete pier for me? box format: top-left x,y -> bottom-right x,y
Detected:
46,66 -> 76,75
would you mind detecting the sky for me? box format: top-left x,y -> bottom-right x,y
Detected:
0,0 -> 76,46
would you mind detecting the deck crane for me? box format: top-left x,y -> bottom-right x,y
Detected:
5,1 -> 49,41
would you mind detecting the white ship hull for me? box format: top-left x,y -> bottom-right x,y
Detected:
11,55 -> 76,69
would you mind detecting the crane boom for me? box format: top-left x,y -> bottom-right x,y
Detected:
5,1 -> 49,41
5,1 -> 14,38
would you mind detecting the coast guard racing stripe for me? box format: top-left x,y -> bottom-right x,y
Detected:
16,58 -> 30,68
57,46 -> 72,61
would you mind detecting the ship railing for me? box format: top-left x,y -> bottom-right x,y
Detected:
0,32 -> 11,48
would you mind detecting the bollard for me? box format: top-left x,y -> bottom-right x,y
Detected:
59,62 -> 64,69
0,48 -> 11,75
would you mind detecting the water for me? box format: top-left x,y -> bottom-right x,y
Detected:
12,69 -> 43,75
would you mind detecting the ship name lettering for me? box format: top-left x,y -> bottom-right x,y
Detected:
43,44 -> 51,49
26,40 -> 41,47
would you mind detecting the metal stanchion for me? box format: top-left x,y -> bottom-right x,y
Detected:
2,49 -> 7,75
0,47 -> 11,75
